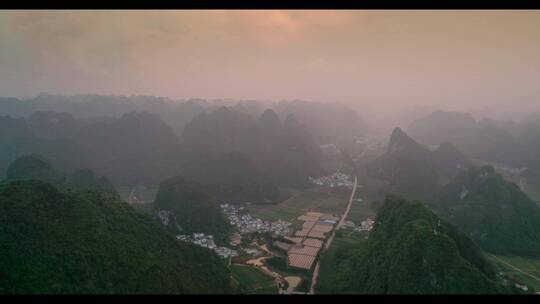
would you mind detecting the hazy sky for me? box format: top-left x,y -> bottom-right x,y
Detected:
1,10 -> 540,109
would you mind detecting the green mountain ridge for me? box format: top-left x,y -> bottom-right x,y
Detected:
0,157 -> 233,294
6,155 -> 118,195
153,176 -> 229,236
431,165 -> 540,257
366,128 -> 471,200
0,179 -> 233,294
6,154 -> 66,185
318,196 -> 509,294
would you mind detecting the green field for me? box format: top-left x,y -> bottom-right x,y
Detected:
316,232 -> 368,294
248,185 -> 376,228
347,199 -> 376,223
248,189 -> 350,222
487,254 -> 540,292
346,173 -> 384,223
249,190 -> 348,221
229,264 -> 278,294
264,256 -> 312,292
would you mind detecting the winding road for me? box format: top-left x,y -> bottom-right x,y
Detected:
308,176 -> 358,294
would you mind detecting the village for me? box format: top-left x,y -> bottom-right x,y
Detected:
309,171 -> 355,189
342,218 -> 375,232
222,199 -> 375,293
221,203 -> 293,236
175,193 -> 538,295
172,172 -> 378,294
172,197 -> 377,292
176,232 -> 239,259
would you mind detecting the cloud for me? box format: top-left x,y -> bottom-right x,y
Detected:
0,10 -> 539,110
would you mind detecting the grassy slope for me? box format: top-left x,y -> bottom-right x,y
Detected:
229,265 -> 277,294
316,232 -> 369,294
317,197 -> 507,294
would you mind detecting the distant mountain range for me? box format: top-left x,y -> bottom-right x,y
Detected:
408,110 -> 540,183
0,94 -> 368,193
0,106 -> 326,192
177,151 -> 281,204
181,107 -> 324,188
366,127 -> 472,200
153,176 -> 229,236
365,127 -> 540,257
0,94 -> 365,145
6,155 -> 117,195
0,111 -> 184,186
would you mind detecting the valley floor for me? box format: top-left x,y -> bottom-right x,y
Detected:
117,175 -> 378,295
488,254 -> 540,293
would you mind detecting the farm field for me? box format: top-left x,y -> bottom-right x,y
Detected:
346,199 -> 376,223
487,254 -> 540,293
229,264 -> 278,294
248,189 -> 349,222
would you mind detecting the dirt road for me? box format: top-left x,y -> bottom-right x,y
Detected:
309,176 -> 358,294
489,254 -> 540,283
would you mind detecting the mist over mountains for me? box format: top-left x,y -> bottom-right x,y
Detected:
0,94 -> 365,143
365,127 -> 472,200
2,93 -> 540,294
407,110 -> 540,184
363,126 -> 540,259
3,9 -> 540,295
0,95 -> 365,189
0,95 -> 367,188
